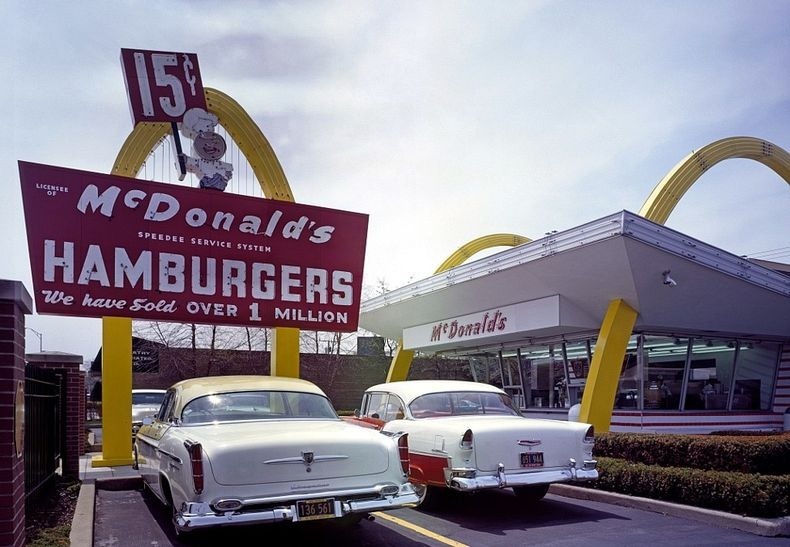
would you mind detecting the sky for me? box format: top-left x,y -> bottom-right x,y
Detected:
4,0 -> 789,361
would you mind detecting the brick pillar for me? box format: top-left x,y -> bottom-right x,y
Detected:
0,280 -> 33,547
26,352 -> 84,479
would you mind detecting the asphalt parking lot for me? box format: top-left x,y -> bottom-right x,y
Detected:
75,453 -> 790,547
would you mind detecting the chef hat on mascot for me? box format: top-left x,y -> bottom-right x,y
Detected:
180,107 -> 219,140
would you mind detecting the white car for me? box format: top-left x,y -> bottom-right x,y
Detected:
131,389 -> 166,435
133,375 -> 418,535
350,380 -> 597,507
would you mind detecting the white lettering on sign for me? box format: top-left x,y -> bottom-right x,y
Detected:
76,184 -> 335,244
42,240 -> 354,306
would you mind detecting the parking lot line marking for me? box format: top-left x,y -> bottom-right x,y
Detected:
373,512 -> 469,547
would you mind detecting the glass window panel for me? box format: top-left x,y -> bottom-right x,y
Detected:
519,345 -> 563,408
688,338 -> 736,410
643,335 -> 686,410
733,342 -> 780,411
614,335 -> 640,409
564,340 -> 591,407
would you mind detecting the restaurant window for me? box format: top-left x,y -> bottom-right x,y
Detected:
687,338 -> 736,410
613,335 -> 641,409
643,335 -> 687,411
732,341 -> 780,411
521,345 -> 564,408
564,339 -> 591,407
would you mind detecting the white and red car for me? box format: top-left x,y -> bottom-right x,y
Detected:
349,380 -> 597,507
134,375 -> 418,534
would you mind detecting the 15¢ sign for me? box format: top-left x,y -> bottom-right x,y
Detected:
121,48 -> 207,125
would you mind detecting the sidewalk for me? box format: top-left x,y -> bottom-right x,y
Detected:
71,452 -> 142,547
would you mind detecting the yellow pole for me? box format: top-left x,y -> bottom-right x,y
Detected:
578,299 -> 638,432
92,317 -> 134,466
271,327 -> 300,378
386,345 -> 415,382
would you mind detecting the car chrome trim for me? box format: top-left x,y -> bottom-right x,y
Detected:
174,484 -> 419,532
516,439 -> 542,446
264,455 -> 349,465
238,483 -> 409,506
444,459 -> 599,491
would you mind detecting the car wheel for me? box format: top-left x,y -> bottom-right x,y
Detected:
413,483 -> 440,510
164,484 -> 189,537
512,484 -> 550,502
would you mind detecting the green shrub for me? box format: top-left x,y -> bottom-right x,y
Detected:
593,432 -> 790,474
587,457 -> 790,518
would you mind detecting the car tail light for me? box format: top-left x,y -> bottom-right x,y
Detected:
184,440 -> 204,495
584,425 -> 595,443
397,433 -> 410,475
460,429 -> 473,450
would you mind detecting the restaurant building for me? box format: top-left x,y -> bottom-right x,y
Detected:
359,210 -> 790,434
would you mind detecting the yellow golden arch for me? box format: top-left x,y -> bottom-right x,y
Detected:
94,88 -> 300,467
389,136 -> 790,434
640,136 -> 790,223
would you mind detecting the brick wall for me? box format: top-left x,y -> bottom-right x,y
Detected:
0,280 -> 33,547
26,353 -> 85,478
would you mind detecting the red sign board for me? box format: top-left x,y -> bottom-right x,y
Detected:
19,162 -> 368,331
120,48 -> 207,124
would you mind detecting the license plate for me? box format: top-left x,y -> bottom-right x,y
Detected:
520,452 -> 544,468
296,498 -> 336,521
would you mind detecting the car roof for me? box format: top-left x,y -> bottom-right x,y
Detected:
171,375 -> 327,405
365,379 -> 505,404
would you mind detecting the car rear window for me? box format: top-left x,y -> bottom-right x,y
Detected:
181,390 -> 339,424
409,391 -> 520,418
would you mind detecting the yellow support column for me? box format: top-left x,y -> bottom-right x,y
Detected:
92,317 -> 134,466
386,344 -> 415,382
578,299 -> 638,433
271,327 -> 300,378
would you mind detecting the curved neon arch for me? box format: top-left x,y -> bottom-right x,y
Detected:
639,136 -> 790,224
112,88 -> 294,201
434,233 -> 532,273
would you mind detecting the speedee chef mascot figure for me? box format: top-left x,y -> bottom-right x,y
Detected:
179,107 -> 233,191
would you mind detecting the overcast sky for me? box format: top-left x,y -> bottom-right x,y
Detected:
4,0 -> 789,360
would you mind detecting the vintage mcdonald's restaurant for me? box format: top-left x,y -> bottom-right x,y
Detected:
359,141 -> 790,435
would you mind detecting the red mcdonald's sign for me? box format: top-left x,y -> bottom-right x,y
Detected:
19,162 -> 368,331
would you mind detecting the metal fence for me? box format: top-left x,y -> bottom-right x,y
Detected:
25,366 -> 64,500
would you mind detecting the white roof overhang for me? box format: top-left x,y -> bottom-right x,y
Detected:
360,211 -> 790,353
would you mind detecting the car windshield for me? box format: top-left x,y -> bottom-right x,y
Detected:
181,390 -> 339,424
409,391 -> 520,418
132,392 -> 166,405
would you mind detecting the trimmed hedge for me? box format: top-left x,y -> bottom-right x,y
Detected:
593,432 -> 790,475
587,457 -> 790,518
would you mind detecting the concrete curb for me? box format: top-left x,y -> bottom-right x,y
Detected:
69,480 -> 95,547
550,484 -> 790,537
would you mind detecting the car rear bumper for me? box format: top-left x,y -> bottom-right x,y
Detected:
446,459 -> 598,491
174,483 -> 419,532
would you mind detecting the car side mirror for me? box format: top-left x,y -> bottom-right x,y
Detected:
353,408 -> 360,417
142,416 -> 154,425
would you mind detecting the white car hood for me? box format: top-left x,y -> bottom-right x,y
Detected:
187,420 -> 393,486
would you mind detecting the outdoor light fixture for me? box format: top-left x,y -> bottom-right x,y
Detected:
25,327 -> 43,352
661,270 -> 677,286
